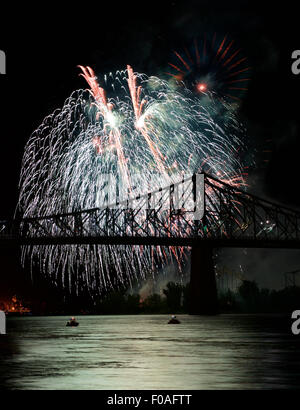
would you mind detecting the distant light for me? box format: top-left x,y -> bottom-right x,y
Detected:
196,83 -> 207,93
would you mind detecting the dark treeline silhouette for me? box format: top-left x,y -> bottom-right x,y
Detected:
6,279 -> 299,315
219,280 -> 300,314
84,280 -> 300,315
7,281 -> 190,315
89,281 -> 190,315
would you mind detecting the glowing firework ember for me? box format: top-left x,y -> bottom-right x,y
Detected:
167,34 -> 251,102
18,65 -> 248,295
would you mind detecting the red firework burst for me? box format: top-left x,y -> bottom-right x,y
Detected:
166,33 -> 251,102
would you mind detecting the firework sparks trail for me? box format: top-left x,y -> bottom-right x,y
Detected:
79,65 -> 132,192
18,65 -> 249,295
127,65 -> 169,179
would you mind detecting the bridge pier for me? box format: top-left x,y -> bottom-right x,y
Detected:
189,245 -> 218,315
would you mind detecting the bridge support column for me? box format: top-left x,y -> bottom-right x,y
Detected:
189,245 -> 218,315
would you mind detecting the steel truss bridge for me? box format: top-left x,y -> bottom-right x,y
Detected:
1,173 -> 299,248
1,173 -> 299,314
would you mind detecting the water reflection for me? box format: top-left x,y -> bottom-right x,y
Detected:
0,314 -> 299,389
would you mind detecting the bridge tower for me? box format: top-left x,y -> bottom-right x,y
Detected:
189,245 -> 218,315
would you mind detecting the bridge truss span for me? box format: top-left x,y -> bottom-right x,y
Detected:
1,173 -> 300,248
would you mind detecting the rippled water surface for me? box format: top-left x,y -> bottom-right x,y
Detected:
1,314 -> 299,389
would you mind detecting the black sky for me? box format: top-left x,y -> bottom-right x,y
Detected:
0,1 -> 299,296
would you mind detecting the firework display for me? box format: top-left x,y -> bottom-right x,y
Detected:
167,34 -> 251,102
18,65 -> 247,294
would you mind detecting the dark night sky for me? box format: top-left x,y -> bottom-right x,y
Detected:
0,1 -> 300,297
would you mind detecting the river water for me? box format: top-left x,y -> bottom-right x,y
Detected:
0,314 -> 299,390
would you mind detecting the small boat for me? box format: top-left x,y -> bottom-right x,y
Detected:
66,317 -> 79,327
168,315 -> 180,324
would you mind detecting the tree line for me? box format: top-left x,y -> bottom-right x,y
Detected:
22,280 -> 300,315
